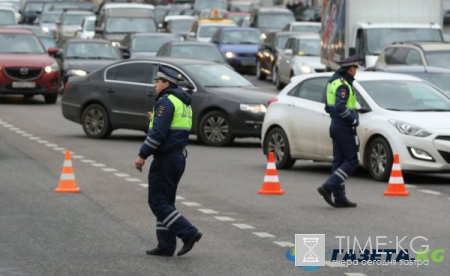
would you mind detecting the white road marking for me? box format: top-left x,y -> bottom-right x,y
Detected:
10,127 -> 19,131
81,159 -> 95,163
214,216 -> 235,221
71,155 -> 84,159
325,261 -> 347,267
345,273 -> 367,276
419,189 -> 442,195
91,163 -> 106,167
252,232 -> 275,238
102,168 -> 117,172
29,137 -> 40,140
16,130 -> 26,134
198,209 -> 218,214
175,196 -> 185,200
37,140 -> 48,143
181,202 -> 201,207
405,184 -> 416,189
22,133 -> 33,137
126,178 -> 142,182
114,173 -> 130,177
3,124 -> 13,128
273,241 -> 295,247
139,183 -> 148,188
45,144 -> 57,147
232,223 -> 255,230
54,147 -> 66,151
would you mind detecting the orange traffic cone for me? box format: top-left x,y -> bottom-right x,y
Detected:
55,150 -> 81,193
259,152 -> 284,195
384,154 -> 408,196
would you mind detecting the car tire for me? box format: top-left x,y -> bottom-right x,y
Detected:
81,104 -> 112,139
366,137 -> 393,181
271,65 -> 277,84
264,127 -> 295,169
198,110 -> 234,146
275,68 -> 284,90
44,94 -> 58,104
256,59 -> 266,80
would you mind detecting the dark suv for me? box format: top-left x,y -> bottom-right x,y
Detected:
0,28 -> 60,103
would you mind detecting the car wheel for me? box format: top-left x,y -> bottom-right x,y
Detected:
271,65 -> 277,84
264,127 -> 295,169
366,137 -> 393,181
275,68 -> 284,90
81,104 -> 112,139
44,94 -> 57,104
256,59 -> 266,80
199,110 -> 234,146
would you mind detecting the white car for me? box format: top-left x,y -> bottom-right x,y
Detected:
261,72 -> 450,181
75,16 -> 96,40
282,22 -> 321,33
187,21 -> 237,42
99,2 -> 155,15
274,33 -> 325,90
0,6 -> 18,25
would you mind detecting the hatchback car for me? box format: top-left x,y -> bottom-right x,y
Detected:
262,72 -> 450,181
0,28 -> 60,103
61,58 -> 273,146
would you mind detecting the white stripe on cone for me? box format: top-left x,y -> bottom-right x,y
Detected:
264,175 -> 279,182
60,174 -> 75,180
389,177 -> 404,184
392,164 -> 402,170
63,160 -> 73,167
267,163 -> 276,169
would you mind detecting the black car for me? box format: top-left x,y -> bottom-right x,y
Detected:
61,58 -> 273,146
366,65 -> 450,96
55,39 -> 122,84
256,31 -> 298,82
156,41 -> 229,66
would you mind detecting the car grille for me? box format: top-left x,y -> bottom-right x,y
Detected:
4,67 -> 43,80
238,53 -> 256,58
435,136 -> 450,141
438,150 -> 450,163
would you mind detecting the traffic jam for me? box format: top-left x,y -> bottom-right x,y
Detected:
0,0 -> 449,275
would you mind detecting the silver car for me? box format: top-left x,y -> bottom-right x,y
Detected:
55,10 -> 94,43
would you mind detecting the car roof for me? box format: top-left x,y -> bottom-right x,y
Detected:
391,41 -> 450,52
197,19 -> 236,24
131,33 -> 176,38
290,22 -> 321,26
167,41 -> 217,46
289,33 -> 320,39
220,26 -> 259,32
291,72 -> 422,84
130,57 -> 215,66
105,9 -> 152,17
103,3 -> 155,9
0,28 -> 33,34
273,31 -> 301,37
62,10 -> 93,15
164,15 -> 195,21
254,7 -> 292,13
368,65 -> 450,73
67,39 -> 113,44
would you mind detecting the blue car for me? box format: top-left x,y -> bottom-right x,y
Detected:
211,27 -> 262,74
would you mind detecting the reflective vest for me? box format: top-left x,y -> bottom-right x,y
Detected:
326,78 -> 356,109
149,94 -> 192,130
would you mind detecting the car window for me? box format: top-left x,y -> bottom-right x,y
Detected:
405,49 -> 422,65
169,45 -> 225,63
149,64 -> 187,85
288,77 -> 328,102
384,47 -> 409,65
276,35 -> 290,49
106,63 -> 152,84
132,35 -> 179,52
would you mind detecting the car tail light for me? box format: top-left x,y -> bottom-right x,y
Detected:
267,97 -> 278,107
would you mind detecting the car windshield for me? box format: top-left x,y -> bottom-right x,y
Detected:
66,42 -> 121,59
0,2 -> 20,11
0,10 -> 15,25
155,9 -> 168,23
62,14 -> 91,25
40,12 -> 62,23
361,80 -> 450,111
24,2 -> 43,12
85,19 -> 95,32
170,45 -> 225,63
0,34 -> 45,54
408,73 -> 450,96
258,13 -> 295,29
196,0 -> 227,10
221,30 -> 261,44
366,28 -> 443,55
227,14 -> 247,23
296,39 -> 320,56
39,36 -> 55,50
424,51 -> 450,68
183,64 -> 254,87
275,35 -> 290,49
29,28 -> 48,36
168,19 -> 194,32
292,25 -> 320,33
230,4 -> 251,12
199,24 -> 232,38
132,36 -> 178,52
106,18 -> 156,33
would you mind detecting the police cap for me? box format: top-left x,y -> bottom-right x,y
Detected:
154,64 -> 183,84
338,55 -> 363,68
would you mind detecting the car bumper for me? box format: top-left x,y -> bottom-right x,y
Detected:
226,57 -> 257,70
61,101 -> 82,124
230,110 -> 265,138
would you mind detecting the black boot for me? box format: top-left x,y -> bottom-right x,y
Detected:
335,185 -> 357,208
177,231 -> 202,256
146,247 -> 173,256
317,186 -> 336,207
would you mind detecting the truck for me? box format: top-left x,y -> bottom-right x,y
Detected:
321,0 -> 444,70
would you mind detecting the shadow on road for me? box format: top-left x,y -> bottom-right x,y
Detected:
0,96 -> 48,105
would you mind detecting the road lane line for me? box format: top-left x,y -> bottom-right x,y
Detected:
232,223 -> 255,230
3,124 -> 13,128
54,147 -> 66,151
16,130 -> 26,134
252,232 -> 275,238
405,184 -> 416,189
181,202 -> 201,207
139,183 -> 148,188
215,216 -> 235,221
419,189 -> 442,195
37,140 -> 48,143
198,209 -> 218,214
29,137 -> 40,140
10,127 -> 19,131
81,160 -> 95,163
126,178 -> 142,182
345,273 -> 367,276
102,168 -> 117,172
273,241 -> 294,247
22,133 -> 33,137
45,144 -> 58,147
91,163 -> 106,167
114,173 -> 130,177
175,196 -> 185,200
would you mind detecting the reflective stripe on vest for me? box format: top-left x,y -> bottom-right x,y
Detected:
326,78 -> 356,109
149,94 -> 192,130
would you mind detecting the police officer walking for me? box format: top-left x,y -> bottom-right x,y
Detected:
317,55 -> 361,208
135,64 -> 202,256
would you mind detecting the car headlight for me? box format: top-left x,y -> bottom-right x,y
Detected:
240,104 -> 267,114
388,120 -> 432,137
300,65 -> 313,74
67,69 -> 88,77
45,62 -> 59,73
260,33 -> 267,40
42,26 -> 49,33
225,52 -> 235,59
112,41 -> 121,47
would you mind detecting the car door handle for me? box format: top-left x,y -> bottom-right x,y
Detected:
106,88 -> 115,93
146,92 -> 155,96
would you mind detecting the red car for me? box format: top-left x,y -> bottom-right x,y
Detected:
0,28 -> 60,103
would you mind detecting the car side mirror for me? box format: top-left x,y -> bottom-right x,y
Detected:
48,47 -> 58,56
95,27 -> 103,34
188,32 -> 195,37
284,49 -> 293,56
356,101 -> 371,113
119,47 -> 130,59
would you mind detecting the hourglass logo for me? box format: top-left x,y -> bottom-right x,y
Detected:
295,234 -> 325,266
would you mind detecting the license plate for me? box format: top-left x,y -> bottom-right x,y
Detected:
241,60 -> 256,66
12,82 -> 36,88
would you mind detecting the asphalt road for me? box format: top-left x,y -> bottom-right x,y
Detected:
0,77 -> 449,276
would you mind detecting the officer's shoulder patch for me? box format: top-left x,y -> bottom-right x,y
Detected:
157,105 -> 165,116
340,88 -> 347,98
340,78 -> 345,83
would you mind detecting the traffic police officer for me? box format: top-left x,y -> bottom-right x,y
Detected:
317,55 -> 361,208
135,64 -> 202,256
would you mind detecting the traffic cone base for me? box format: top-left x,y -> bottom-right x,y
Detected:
384,154 -> 408,196
55,150 -> 81,193
259,152 -> 284,195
